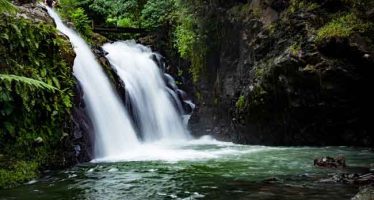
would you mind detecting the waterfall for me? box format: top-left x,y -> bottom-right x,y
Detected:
46,7 -> 140,160
46,8 -> 194,162
102,41 -> 192,142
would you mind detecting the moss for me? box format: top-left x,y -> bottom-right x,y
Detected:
288,42 -> 301,57
174,1 -> 207,83
287,0 -> 319,14
236,95 -> 246,111
0,161 -> 39,189
195,91 -> 202,102
316,13 -> 370,42
265,23 -> 276,34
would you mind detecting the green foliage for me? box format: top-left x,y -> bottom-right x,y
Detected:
0,74 -> 58,92
58,0 -> 93,38
174,15 -> 197,59
70,8 -> 92,36
0,14 -> 75,175
173,0 -> 207,83
236,96 -> 246,111
116,17 -> 136,28
88,0 -> 175,29
0,161 -> 39,189
287,0 -> 319,14
141,0 -> 176,28
0,0 -> 16,13
89,0 -> 147,28
316,13 -> 370,42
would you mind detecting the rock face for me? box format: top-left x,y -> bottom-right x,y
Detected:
71,80 -> 94,163
188,0 -> 374,146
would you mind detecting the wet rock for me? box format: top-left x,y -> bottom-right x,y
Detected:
16,4 -> 54,24
71,81 -> 94,163
352,185 -> 374,200
314,156 -> 346,168
319,173 -> 374,185
151,53 -> 166,72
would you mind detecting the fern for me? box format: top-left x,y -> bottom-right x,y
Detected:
0,0 -> 16,13
0,74 -> 58,92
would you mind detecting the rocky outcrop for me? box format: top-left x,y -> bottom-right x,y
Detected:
352,186 -> 374,200
70,80 -> 94,163
188,0 -> 374,146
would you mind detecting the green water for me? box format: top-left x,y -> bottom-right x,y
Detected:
1,139 -> 373,200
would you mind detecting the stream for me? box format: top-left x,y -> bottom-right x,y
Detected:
1,137 -> 373,200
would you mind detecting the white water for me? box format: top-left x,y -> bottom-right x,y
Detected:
103,41 -> 191,142
92,135 -> 276,163
47,8 -> 236,163
46,7 -> 140,160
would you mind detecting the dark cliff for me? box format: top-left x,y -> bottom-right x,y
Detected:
188,0 -> 374,146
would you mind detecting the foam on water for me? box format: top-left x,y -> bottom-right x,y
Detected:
91,136 -> 273,163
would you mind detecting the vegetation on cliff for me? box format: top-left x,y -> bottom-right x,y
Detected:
0,3 -> 76,188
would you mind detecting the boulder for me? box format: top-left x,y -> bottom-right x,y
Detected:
314,156 -> 347,168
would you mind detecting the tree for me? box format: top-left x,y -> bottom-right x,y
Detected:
141,0 -> 176,28
90,0 -> 148,28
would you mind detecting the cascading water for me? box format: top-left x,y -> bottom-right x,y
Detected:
102,41 -> 192,142
46,7 -> 140,160
46,7 -> 195,162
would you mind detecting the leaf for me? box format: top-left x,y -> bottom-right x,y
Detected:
4,122 -> 15,136
62,95 -> 72,108
52,77 -> 61,89
0,74 -> 58,92
2,103 -> 14,116
0,0 -> 17,13
1,33 -> 9,40
41,68 -> 47,77
10,24 -> 21,39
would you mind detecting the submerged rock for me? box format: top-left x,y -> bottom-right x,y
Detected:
314,156 -> 347,168
263,177 -> 282,184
